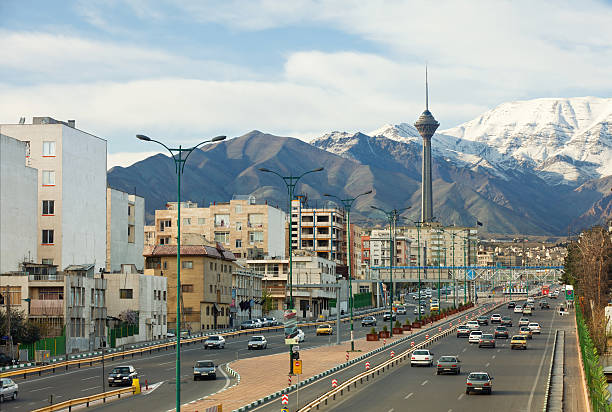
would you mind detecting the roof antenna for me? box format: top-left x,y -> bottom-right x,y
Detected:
425,64 -> 429,111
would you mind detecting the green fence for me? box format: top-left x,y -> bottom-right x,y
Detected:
20,335 -> 66,360
108,323 -> 139,348
576,302 -> 611,411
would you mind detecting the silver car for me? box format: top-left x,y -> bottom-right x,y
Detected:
248,335 -> 268,350
0,378 -> 18,402
193,360 -> 216,380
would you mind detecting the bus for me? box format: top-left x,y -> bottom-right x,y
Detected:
542,285 -> 550,296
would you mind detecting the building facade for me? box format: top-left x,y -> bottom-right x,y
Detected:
0,135 -> 38,273
231,266 -> 263,326
147,198 -> 285,259
144,245 -> 236,332
1,118 -> 107,272
106,188 -> 145,272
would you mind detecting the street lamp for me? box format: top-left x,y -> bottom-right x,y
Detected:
324,190 -> 372,352
370,206 -> 411,335
258,166 -> 323,374
137,133 -> 226,411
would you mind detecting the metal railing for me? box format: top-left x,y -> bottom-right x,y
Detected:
32,386 -> 136,412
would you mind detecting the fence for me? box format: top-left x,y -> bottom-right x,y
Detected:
20,335 -> 66,360
576,302 -> 611,411
109,324 -> 139,348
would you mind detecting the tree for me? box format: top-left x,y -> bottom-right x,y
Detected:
261,289 -> 275,315
0,310 -> 42,344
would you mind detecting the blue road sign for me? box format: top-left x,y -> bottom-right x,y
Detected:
467,269 -> 476,280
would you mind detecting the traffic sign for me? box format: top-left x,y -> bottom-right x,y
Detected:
293,360 -> 302,375
332,379 -> 338,388
411,341 -> 414,347
281,409 -> 289,412
467,269 -> 476,280
390,350 -> 395,358
281,394 -> 289,405
284,309 -> 297,343
566,286 -> 574,301
365,361 -> 371,370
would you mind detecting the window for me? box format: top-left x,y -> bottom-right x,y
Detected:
159,220 -> 171,231
42,229 -> 54,244
214,232 -> 230,244
206,306 -> 210,316
214,214 -> 229,228
182,261 -> 193,269
163,291 -> 167,300
249,231 -> 264,244
42,200 -> 55,215
248,214 -> 263,227
183,218 -> 191,225
236,222 -> 242,231
120,289 -> 133,299
209,285 -> 213,293
159,237 -> 170,245
181,284 -> 194,293
198,218 -> 205,225
235,239 -> 242,248
41,258 -> 53,265
42,170 -> 55,186
235,204 -> 242,213
42,141 -> 56,156
128,225 -> 135,243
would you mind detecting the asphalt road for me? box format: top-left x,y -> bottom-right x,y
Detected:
324,299 -> 559,412
9,301 -> 453,412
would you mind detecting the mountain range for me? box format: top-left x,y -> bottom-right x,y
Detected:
108,97 -> 612,236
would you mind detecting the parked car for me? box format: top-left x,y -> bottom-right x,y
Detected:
254,319 -> 265,328
248,335 -> 268,350
410,349 -> 434,367
204,335 -> 226,349
511,335 -> 527,350
316,324 -> 333,335
166,332 -> 176,338
240,320 -> 258,330
193,360 -> 216,380
108,365 -> 137,387
0,354 -> 14,367
0,378 -> 18,402
436,356 -> 461,375
263,317 -> 280,327
361,316 -> 377,327
466,372 -> 493,395
494,326 -> 509,339
478,334 -> 496,348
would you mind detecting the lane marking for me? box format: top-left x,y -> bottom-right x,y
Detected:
458,393 -> 465,400
497,349 -> 501,352
485,362 -> 490,367
421,380 -> 428,386
405,392 -> 413,399
448,409 -> 453,412
81,386 -> 100,392
82,375 -> 98,381
492,355 -> 496,359
388,409 -> 394,412
462,348 -> 467,352
526,309 -> 556,411
158,360 -> 175,366
29,386 -> 53,392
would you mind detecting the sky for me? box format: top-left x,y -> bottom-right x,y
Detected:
1,0 -> 612,169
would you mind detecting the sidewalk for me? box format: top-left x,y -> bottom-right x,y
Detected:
562,310 -> 589,411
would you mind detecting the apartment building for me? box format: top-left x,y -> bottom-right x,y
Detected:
291,198 -> 346,265
0,135 -> 38,273
359,234 -> 371,279
106,188 -> 145,272
231,266 -> 263,326
245,252 -> 337,320
0,117 -> 107,272
143,245 -> 236,332
148,197 -> 285,259
105,266 -> 167,342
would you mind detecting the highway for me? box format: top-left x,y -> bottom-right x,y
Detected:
320,299 -> 562,412
12,301 -> 452,412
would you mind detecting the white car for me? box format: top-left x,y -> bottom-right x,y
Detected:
414,307 -> 425,315
469,330 -> 483,344
490,314 -> 502,323
519,317 -> 530,327
527,297 -> 535,303
528,322 -> 541,334
466,320 -> 480,330
514,306 -> 523,313
295,329 -> 305,342
204,335 -> 226,349
397,306 -> 407,315
247,335 -> 268,350
0,378 -> 18,402
410,349 -> 434,367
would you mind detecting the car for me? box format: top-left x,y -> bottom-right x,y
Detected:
204,335 -> 226,349
166,332 -> 176,338
414,306 -> 426,315
396,306 -> 407,315
248,335 -> 268,350
411,349 -> 434,367
316,324 -> 333,335
436,355 -> 461,375
507,301 -> 516,309
193,360 -> 216,380
295,329 -> 305,342
514,305 -> 523,313
511,335 -> 528,350
240,320 -> 258,330
527,297 -> 535,303
457,326 -> 471,338
108,365 -> 137,387
254,318 -> 265,327
430,305 -> 440,313
540,300 -> 550,309
383,312 -> 397,321
466,320 -> 480,330
477,316 -> 489,326
469,330 -> 483,344
361,316 -> 377,327
478,334 -> 496,348
528,322 -> 541,334
0,378 -> 18,402
262,317 -> 279,327
0,354 -> 14,367
519,326 -> 533,339
494,326 -> 509,339
522,307 -> 533,316
490,314 -> 502,324
501,316 -> 513,326
466,372 -> 493,395
519,317 -> 530,327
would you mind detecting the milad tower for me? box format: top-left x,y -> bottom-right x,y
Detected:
414,68 -> 439,223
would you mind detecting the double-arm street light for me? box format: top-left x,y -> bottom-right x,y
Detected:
371,206 -> 411,335
258,167 -> 323,374
324,190 -> 372,352
137,133 -> 226,411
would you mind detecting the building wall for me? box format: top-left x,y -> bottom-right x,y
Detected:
106,188 -> 145,272
0,135 -> 38,273
65,274 -> 107,353
267,206 -> 286,258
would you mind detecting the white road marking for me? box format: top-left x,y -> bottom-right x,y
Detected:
458,393 -> 465,400
492,355 -> 496,359
485,362 -> 490,367
388,409 -> 394,412
81,385 -> 101,392
421,380 -> 428,386
82,375 -> 98,380
526,311 -> 556,410
158,360 -> 175,366
405,392 -> 413,399
497,349 -> 501,352
29,386 -> 53,392
448,409 -> 453,412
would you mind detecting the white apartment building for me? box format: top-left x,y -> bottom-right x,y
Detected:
106,188 -> 145,272
291,198 -> 346,265
105,267 -> 167,343
0,135 -> 38,273
0,118 -> 107,272
231,266 -> 263,326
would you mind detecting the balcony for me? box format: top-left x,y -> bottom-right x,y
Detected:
30,299 -> 64,316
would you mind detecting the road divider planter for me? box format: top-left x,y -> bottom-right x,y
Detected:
366,328 -> 379,341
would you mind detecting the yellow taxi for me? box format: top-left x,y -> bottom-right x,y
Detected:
510,335 -> 527,350
316,324 -> 333,336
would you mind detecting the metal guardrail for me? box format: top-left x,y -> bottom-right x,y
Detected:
1,307 -> 386,379
31,386 -> 136,412
543,330 -> 564,411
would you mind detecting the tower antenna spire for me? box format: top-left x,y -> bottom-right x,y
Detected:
425,64 -> 429,111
